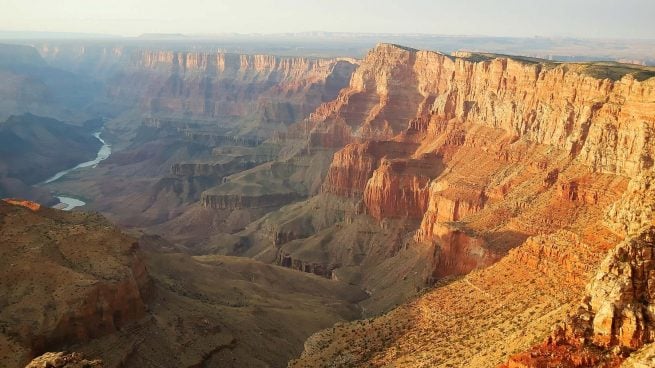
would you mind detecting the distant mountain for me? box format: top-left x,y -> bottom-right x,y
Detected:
0,30 -> 117,39
137,33 -> 187,39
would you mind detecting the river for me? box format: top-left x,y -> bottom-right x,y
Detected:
43,131 -> 111,210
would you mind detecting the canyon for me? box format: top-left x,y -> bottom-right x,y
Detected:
0,38 -> 654,368
288,44 -> 655,367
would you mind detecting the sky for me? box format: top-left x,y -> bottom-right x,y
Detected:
2,0 -> 654,39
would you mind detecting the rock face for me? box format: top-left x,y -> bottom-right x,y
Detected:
313,42 -> 655,248
310,44 -> 655,167
301,44 -> 654,288
308,44 -> 431,143
322,141 -> 417,196
363,157 -> 441,220
584,228 -> 655,350
605,173 -> 655,236
276,252 -> 335,278
415,180 -> 486,242
127,51 -> 355,123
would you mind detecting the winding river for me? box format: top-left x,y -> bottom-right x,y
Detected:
43,131 -> 112,210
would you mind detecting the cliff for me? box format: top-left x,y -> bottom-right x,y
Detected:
322,140 -> 417,196
119,51 -> 355,123
38,45 -> 356,133
201,191 -> 302,210
363,157 -> 440,220
317,43 -> 655,244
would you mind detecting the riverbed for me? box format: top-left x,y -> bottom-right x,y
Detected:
43,131 -> 111,210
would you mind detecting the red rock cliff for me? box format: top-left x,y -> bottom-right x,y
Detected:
316,43 -> 655,246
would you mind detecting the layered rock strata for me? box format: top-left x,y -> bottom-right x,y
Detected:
39,46 -> 357,128
289,43 -> 655,367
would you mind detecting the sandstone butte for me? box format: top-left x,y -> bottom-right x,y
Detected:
288,43 -> 655,367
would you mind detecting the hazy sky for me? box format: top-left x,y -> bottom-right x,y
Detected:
2,0 -> 654,39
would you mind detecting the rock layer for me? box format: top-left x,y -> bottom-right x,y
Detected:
38,45 -> 357,131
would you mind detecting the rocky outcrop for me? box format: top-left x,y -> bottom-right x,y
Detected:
2,198 -> 41,211
201,192 -> 301,210
0,201 -> 150,367
605,173 -> 655,236
25,352 -> 103,368
322,141 -> 417,197
415,180 -> 486,242
504,226 -> 655,367
276,253 -> 334,278
574,227 -> 655,349
363,157 -> 441,220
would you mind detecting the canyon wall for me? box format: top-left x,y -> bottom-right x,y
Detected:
0,44 -> 101,122
316,43 -> 654,244
290,43 -> 655,367
312,44 -> 654,176
115,51 -> 355,124
38,45 -> 356,132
